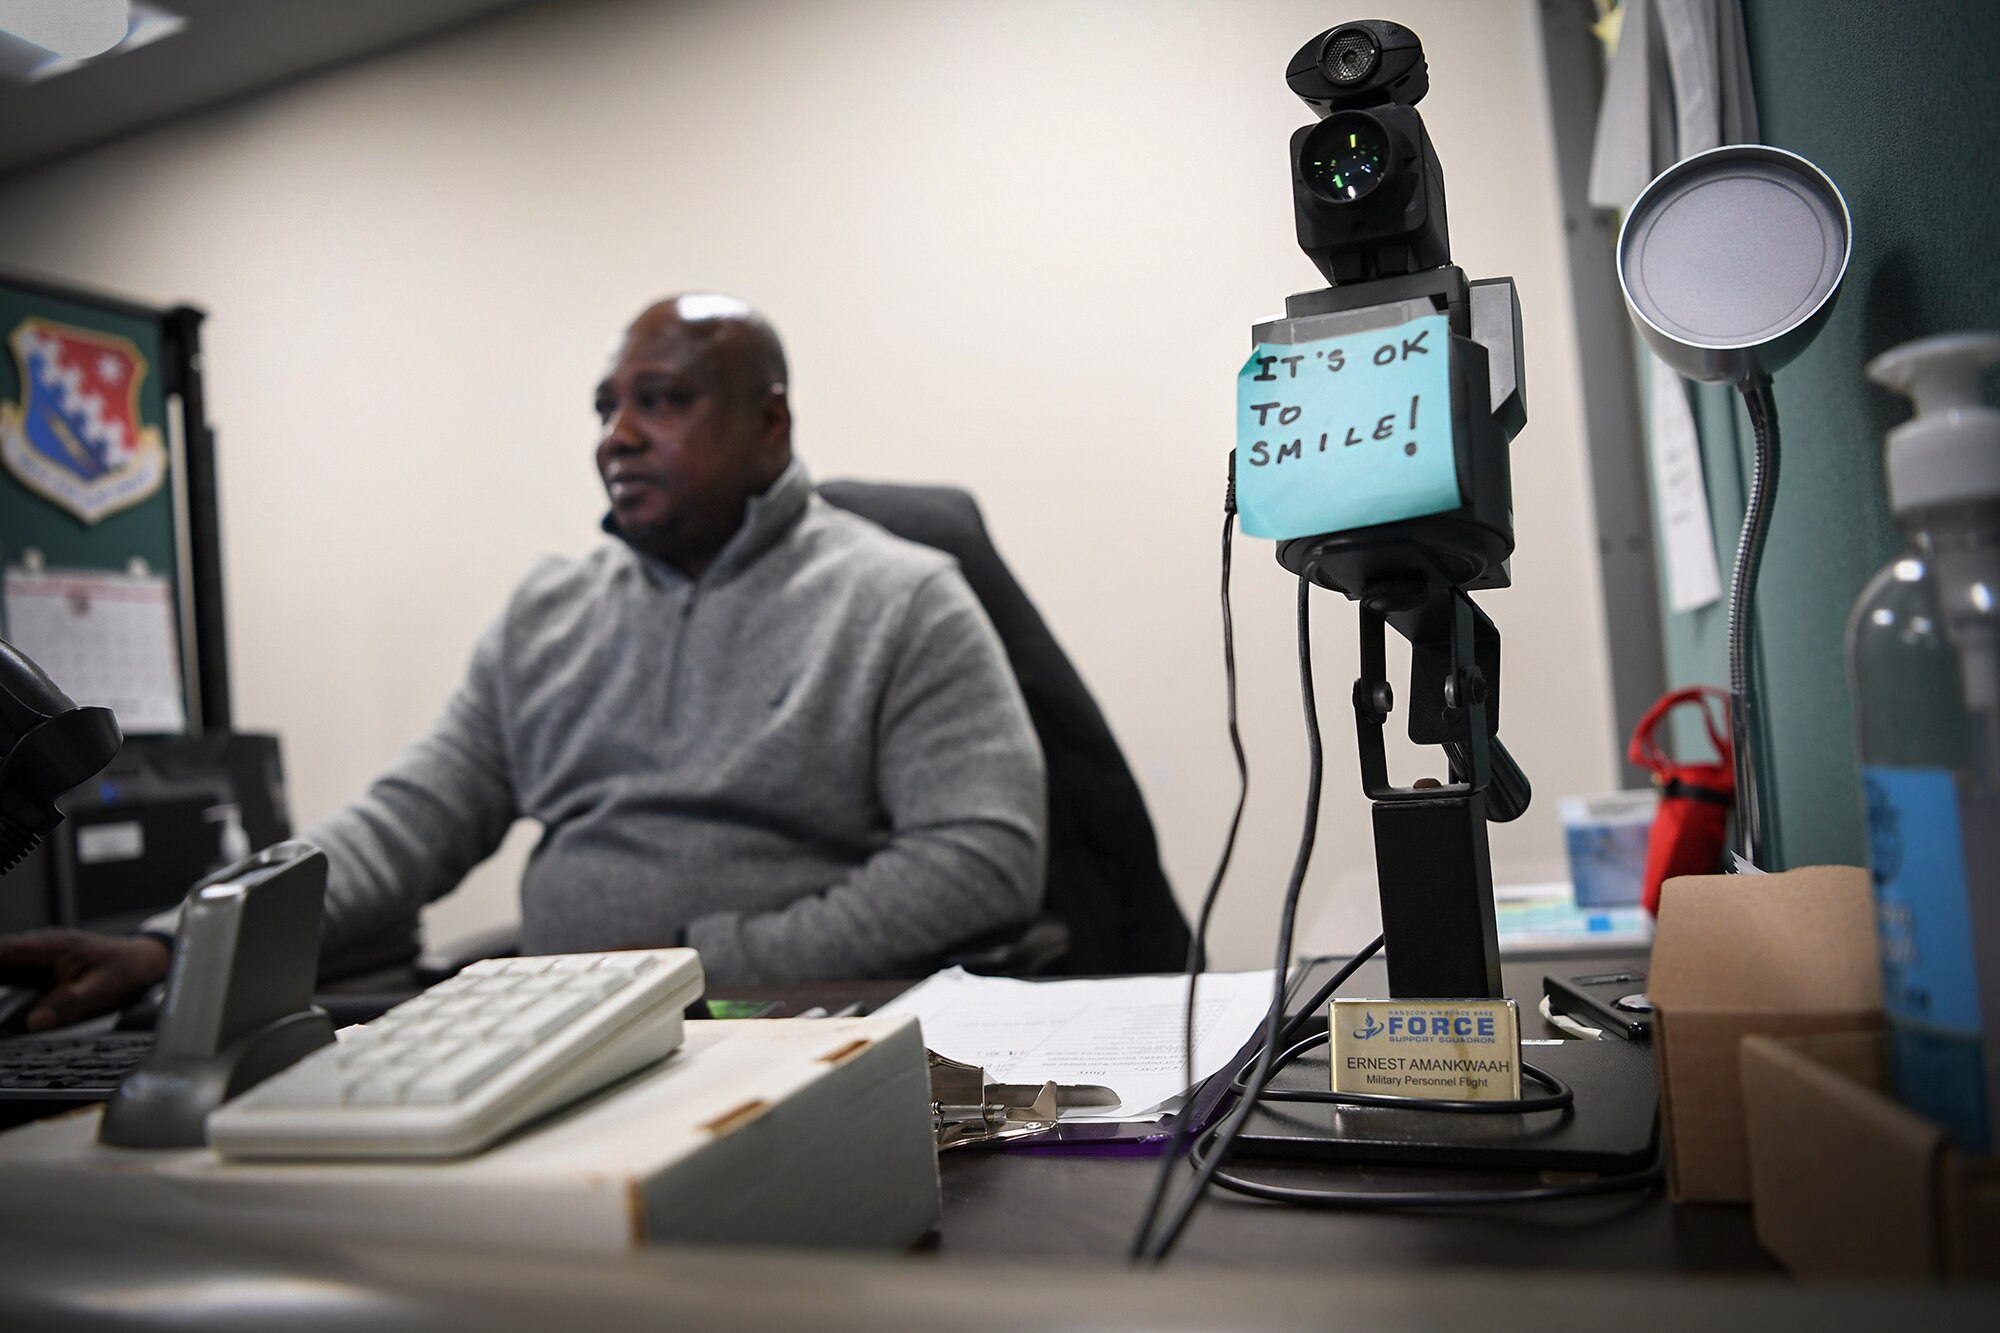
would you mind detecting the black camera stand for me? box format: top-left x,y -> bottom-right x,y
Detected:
1352,573 -> 1510,999
1295,550 -> 1526,999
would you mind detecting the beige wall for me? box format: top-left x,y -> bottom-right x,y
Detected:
0,0 -> 1616,969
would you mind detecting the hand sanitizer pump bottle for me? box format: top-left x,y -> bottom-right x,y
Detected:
1849,331 -> 2000,1153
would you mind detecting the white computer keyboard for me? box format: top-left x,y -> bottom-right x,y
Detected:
207,948 -> 704,1160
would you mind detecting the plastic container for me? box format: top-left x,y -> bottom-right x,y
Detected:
1847,331 -> 2000,1153
1559,790 -> 1658,907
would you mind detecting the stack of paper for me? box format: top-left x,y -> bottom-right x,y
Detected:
875,967 -> 1276,1124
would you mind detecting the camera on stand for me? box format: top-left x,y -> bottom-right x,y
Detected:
1137,22 -> 1663,1253
1236,19 -> 1529,1000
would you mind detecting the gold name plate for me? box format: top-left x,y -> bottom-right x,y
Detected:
1329,997 -> 1522,1101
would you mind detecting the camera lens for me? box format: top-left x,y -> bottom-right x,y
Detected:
1301,115 -> 1389,203
1321,27 -> 1379,86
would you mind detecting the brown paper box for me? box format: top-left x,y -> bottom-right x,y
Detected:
1649,865 -> 1883,1203
1742,1031 -> 2000,1280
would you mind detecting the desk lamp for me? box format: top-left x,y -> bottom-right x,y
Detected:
1616,144 -> 1852,867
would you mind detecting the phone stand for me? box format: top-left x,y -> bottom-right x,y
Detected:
98,842 -> 335,1149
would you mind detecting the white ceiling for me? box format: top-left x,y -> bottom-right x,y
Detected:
0,0 -> 541,181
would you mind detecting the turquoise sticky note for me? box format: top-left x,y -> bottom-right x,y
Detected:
1234,313 -> 1461,541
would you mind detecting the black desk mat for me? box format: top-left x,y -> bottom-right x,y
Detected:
1230,951 -> 1659,1172
1232,1032 -> 1659,1172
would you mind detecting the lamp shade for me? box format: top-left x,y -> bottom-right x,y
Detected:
1618,144 -> 1850,385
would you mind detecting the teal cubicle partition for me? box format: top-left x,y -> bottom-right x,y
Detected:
0,272 -> 227,734
1651,2 -> 2000,870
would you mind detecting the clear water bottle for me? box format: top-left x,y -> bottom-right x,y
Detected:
1848,331 -> 2000,1153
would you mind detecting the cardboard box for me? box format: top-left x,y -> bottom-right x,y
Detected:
1742,1030 -> 2000,1279
1649,865 -> 1883,1203
0,1015 -> 940,1253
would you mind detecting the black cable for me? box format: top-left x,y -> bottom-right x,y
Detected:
1188,513 -> 1248,982
1131,936 -> 1378,1258
1129,506 -> 1249,1261
1189,1125 -> 1664,1210
1137,572 -> 1324,1264
1274,935 -> 1382,1052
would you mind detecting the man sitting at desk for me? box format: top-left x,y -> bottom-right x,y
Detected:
0,294 -> 1048,1028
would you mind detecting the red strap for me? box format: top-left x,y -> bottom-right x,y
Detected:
1627,686 -> 1732,776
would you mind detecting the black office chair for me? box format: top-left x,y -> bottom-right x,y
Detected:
817,480 -> 1190,976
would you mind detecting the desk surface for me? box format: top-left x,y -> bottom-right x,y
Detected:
936,1149 -> 1764,1270
3,953 -> 1992,1329
3,1211 -> 1987,1333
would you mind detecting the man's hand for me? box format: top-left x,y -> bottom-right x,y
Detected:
0,930 -> 170,1032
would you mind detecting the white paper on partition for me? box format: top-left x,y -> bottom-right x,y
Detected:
1647,354 -> 1724,613
3,566 -> 187,734
875,966 -> 1277,1122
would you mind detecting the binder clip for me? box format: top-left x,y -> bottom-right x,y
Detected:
924,1056 -> 1128,1144
929,1051 -> 1060,1150
926,1051 -> 1119,1150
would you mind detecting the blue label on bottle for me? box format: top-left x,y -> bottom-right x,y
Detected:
1864,764 -> 1991,1150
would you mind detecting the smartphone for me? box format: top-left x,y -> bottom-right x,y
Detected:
1543,970 -> 1653,1041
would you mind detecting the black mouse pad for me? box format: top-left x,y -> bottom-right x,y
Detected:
1230,1031 -> 1658,1173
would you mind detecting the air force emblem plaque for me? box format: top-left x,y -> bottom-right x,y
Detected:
1,318 -> 167,525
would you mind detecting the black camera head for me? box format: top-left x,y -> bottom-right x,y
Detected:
1286,19 -> 1448,286
1286,20 -> 1428,116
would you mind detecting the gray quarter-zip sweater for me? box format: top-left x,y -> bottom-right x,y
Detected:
295,461 -> 1047,982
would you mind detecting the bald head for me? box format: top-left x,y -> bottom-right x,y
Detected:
624,293 -> 788,407
594,294 -> 794,577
